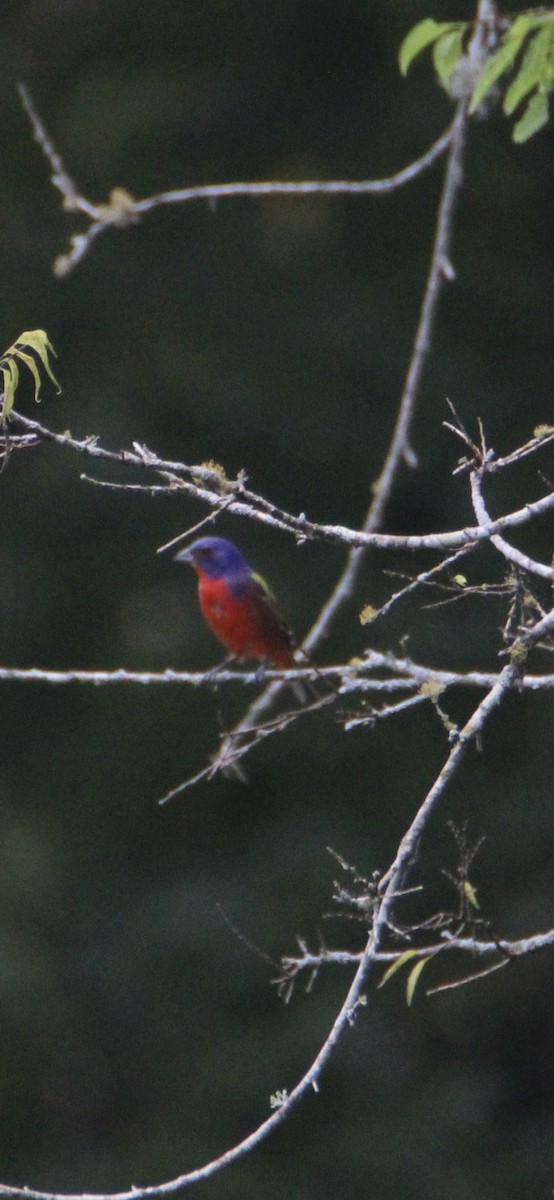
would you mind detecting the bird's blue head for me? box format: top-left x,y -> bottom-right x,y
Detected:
174,537 -> 250,580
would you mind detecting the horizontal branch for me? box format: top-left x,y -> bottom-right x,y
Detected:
1,661 -> 554,690
280,925 -> 554,973
0,666 -> 317,688
359,648 -> 554,692
133,126 -> 453,208
18,82 -> 455,276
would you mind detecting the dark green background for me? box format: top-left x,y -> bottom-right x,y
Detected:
1,1 -> 554,1196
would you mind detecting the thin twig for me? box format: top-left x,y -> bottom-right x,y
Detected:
18,84 -> 99,220
368,543 -> 480,623
426,956 -> 509,994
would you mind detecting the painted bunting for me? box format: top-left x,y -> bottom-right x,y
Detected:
174,536 -> 302,675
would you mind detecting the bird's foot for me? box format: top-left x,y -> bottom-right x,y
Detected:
204,656 -> 239,690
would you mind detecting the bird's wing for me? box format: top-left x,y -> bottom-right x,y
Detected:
250,571 -> 296,650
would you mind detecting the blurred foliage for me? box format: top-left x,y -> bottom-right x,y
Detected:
0,1 -> 554,1198
401,7 -> 554,142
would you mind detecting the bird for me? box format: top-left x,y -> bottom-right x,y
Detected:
174,536 -> 305,682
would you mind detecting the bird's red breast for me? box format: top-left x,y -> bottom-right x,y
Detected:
197,574 -> 296,668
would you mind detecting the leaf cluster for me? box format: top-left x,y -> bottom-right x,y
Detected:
0,329 -> 60,421
400,9 -> 554,142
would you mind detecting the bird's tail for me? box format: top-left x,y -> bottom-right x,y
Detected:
286,651 -> 322,705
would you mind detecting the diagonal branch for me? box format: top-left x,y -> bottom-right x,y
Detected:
8,410 -> 554,554
0,913 -> 379,1200
376,606 -> 554,921
0,654 -> 523,1200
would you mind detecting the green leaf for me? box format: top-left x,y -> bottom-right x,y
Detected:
0,328 -> 60,421
432,27 -> 466,87
509,12 -> 548,41
15,329 -> 61,394
399,20 -> 460,77
504,25 -> 554,114
470,35 -> 527,113
12,351 -> 43,403
513,89 -> 550,141
1,360 -> 19,419
378,949 -> 419,988
406,957 -> 431,1006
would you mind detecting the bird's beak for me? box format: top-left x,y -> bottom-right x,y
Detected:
173,545 -> 194,564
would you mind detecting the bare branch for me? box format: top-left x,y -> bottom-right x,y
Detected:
132,125 -> 454,204
342,692 -> 428,730
8,411 -> 554,558
18,79 -> 455,277
425,956 -> 510,994
277,925 -> 554,979
0,665 -> 323,688
355,648 -> 554,693
376,607 -> 554,920
18,84 -> 100,221
470,468 -> 554,581
1,654 -> 554,693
